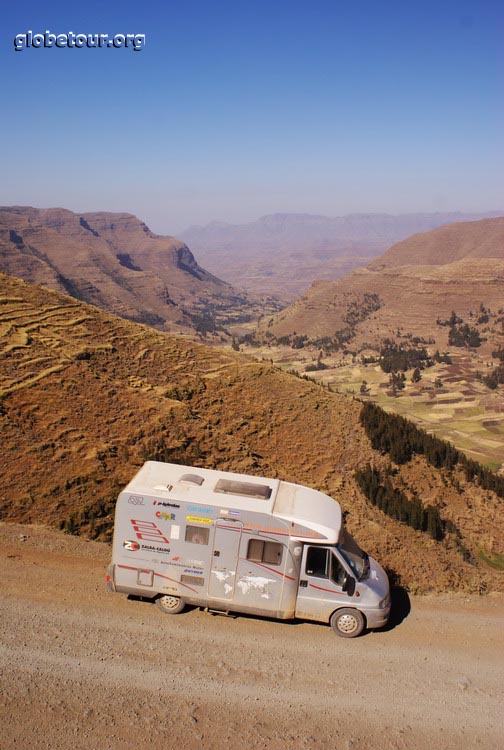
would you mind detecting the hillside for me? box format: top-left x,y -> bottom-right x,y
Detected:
181,211 -> 504,298
238,218 -> 504,467
1,272 -> 503,594
262,218 -> 504,344
371,217 -> 504,269
0,206 -> 265,336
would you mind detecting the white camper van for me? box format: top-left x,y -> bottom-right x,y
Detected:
107,461 -> 390,637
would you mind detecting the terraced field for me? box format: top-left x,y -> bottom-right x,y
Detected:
329,356 -> 503,470
241,344 -> 504,471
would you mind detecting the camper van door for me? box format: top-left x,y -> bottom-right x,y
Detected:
208,520 -> 243,599
295,545 -> 349,621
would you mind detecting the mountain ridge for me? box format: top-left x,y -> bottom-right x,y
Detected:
371,217 -> 504,269
262,217 -> 504,344
238,218 -> 504,468
0,205 -> 259,336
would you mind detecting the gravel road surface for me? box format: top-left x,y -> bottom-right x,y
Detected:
0,523 -> 502,750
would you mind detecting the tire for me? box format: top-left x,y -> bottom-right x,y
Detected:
330,608 -> 365,638
156,594 -> 185,615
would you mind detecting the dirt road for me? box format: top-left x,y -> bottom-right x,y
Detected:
0,523 -> 502,750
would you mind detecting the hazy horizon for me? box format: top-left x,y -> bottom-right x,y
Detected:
1,1 -> 503,235
1,203 -> 503,238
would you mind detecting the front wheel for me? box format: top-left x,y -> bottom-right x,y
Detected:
156,595 -> 185,615
330,608 -> 365,638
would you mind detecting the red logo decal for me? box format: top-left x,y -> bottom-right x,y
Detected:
130,519 -> 169,545
123,540 -> 140,551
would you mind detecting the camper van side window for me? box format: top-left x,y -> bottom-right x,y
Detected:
306,547 -> 329,578
185,525 -> 210,545
247,539 -> 263,562
246,539 -> 283,565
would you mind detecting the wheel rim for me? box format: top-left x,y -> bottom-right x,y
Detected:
337,613 -> 359,634
159,595 -> 179,610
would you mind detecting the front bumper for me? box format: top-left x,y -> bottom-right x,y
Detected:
364,602 -> 391,629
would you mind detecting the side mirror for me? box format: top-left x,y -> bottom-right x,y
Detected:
342,574 -> 356,596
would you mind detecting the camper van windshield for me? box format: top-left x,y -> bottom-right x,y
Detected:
336,529 -> 369,580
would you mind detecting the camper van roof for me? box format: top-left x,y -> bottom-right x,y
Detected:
125,461 -> 342,543
273,481 -> 342,544
125,461 -> 280,511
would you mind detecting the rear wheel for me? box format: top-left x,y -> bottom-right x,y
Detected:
156,595 -> 185,614
330,608 -> 365,638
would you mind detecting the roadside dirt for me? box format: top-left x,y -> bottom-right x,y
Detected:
0,523 -> 502,750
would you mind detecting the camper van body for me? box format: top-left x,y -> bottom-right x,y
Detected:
107,462 -> 390,636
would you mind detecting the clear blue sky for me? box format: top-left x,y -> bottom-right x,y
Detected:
1,0 -> 502,233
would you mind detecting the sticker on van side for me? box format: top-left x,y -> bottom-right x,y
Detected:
123,540 -> 140,551
128,495 -> 144,506
130,519 -> 170,545
155,510 -> 176,521
186,516 -> 212,524
187,505 -> 213,515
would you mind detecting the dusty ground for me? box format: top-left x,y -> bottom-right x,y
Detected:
0,524 -> 502,750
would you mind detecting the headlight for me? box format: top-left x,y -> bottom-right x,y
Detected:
379,595 -> 390,610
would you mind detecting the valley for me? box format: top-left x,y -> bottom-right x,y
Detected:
237,345 -> 504,470
181,210 -> 503,298
233,218 -> 504,470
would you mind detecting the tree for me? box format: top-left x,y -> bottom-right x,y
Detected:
412,368 -> 421,383
355,464 -> 447,540
64,514 -> 78,535
359,401 -> 504,498
389,372 -> 406,391
426,506 -> 443,541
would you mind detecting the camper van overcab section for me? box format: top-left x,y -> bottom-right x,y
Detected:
107,462 -> 390,637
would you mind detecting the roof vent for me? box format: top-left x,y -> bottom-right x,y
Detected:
214,479 -> 272,500
179,473 -> 204,486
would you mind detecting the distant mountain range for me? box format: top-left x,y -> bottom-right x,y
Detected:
181,211 -> 504,298
0,206 -> 253,335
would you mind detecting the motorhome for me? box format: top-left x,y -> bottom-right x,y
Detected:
107,461 -> 390,637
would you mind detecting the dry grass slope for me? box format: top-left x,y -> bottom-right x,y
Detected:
1,272 -> 503,594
